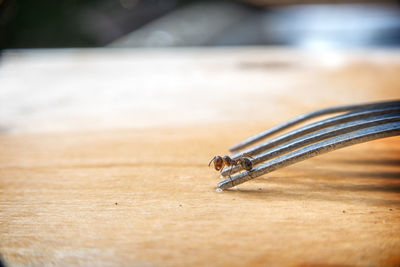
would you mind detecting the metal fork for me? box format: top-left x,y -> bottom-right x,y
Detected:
217,100 -> 400,191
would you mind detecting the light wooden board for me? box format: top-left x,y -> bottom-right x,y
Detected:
1,48 -> 400,266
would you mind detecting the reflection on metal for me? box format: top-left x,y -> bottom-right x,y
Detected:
230,100 -> 400,152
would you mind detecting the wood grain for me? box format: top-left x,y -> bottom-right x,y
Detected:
1,48 -> 400,266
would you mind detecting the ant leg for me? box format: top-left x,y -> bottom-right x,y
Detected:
208,156 -> 216,167
242,153 -> 254,160
227,165 -> 235,188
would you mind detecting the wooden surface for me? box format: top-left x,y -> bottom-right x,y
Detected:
1,48 -> 400,266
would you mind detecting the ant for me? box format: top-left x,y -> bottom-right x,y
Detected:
208,154 -> 254,186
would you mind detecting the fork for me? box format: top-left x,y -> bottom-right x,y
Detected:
217,100 -> 400,191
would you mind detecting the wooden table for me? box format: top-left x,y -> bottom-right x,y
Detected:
1,48 -> 400,266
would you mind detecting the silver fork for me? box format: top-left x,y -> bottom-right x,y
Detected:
217,100 -> 400,191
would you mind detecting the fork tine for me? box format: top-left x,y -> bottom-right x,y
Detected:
229,100 -> 400,153
221,113 -> 400,177
230,105 -> 400,161
218,121 -> 400,190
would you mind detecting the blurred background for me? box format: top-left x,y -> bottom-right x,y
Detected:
1,0 -> 400,50
1,0 -> 400,134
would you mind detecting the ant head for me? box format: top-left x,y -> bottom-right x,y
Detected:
240,157 -> 253,171
209,156 -> 224,171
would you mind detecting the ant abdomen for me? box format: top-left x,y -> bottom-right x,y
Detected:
240,158 -> 253,171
